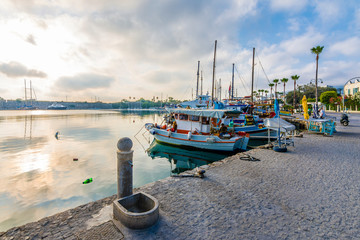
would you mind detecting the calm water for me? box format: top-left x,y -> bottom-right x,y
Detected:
0,110 -> 230,231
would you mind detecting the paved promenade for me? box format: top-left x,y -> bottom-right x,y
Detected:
1,112 -> 359,239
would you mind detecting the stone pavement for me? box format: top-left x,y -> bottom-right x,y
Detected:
1,112 -> 359,239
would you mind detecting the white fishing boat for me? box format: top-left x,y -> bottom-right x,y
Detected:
47,103 -> 67,110
145,108 -> 249,152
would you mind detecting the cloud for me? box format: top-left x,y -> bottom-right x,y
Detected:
287,18 -> 300,32
55,73 -> 115,91
26,34 -> 36,45
329,37 -> 360,56
313,0 -> 342,23
270,0 -> 308,12
0,61 -> 47,78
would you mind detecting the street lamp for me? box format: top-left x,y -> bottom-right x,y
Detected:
310,79 -> 323,85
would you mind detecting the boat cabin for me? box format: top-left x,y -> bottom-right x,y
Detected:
168,108 -> 243,134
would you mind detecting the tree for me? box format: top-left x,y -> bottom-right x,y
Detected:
264,90 -> 269,100
273,79 -> 279,99
311,45 -> 324,110
281,78 -> 288,103
320,91 -> 338,105
291,75 -> 300,109
268,83 -> 274,99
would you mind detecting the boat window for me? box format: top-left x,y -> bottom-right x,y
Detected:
190,115 -> 200,122
201,117 -> 210,124
179,114 -> 188,120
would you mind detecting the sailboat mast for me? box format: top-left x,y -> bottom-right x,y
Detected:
24,79 -> 27,106
211,40 -> 217,106
231,63 -> 234,100
30,80 -> 33,106
251,48 -> 255,103
196,61 -> 200,98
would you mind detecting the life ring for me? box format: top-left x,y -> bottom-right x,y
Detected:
211,118 -> 222,127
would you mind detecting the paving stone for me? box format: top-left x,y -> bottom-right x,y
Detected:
75,221 -> 124,240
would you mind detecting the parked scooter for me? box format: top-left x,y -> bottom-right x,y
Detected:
340,113 -> 349,126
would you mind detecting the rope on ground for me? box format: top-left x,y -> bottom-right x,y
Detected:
239,154 -> 261,162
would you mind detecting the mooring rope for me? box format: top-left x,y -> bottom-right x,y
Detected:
239,154 -> 261,162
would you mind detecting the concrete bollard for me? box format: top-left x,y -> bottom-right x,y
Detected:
113,137 -> 160,229
117,137 -> 133,198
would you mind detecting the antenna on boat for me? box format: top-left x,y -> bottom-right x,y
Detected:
231,63 -> 234,100
211,40 -> 217,106
196,61 -> 200,98
251,47 -> 255,103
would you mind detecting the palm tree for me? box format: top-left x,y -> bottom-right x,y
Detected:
253,91 -> 257,102
268,83 -> 274,100
281,78 -> 289,104
264,90 -> 269,101
273,79 -> 279,99
311,45 -> 324,110
291,75 -> 300,109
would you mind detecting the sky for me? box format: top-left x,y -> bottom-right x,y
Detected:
0,0 -> 359,102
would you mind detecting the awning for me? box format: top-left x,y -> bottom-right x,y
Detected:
263,117 -> 296,132
165,108 -> 240,119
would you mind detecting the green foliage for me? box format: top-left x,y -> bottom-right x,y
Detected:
311,46 -> 324,55
320,91 -> 337,104
291,75 -> 300,81
307,98 -> 315,102
285,84 -> 337,105
283,104 -> 293,110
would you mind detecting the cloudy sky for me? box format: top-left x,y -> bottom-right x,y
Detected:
0,0 -> 359,102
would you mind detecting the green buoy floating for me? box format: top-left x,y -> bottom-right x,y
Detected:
83,178 -> 93,184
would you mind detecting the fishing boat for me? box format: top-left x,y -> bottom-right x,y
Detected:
47,103 -> 67,110
145,108 -> 250,152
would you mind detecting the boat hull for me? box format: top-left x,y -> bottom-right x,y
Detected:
234,126 -> 278,140
150,128 -> 248,152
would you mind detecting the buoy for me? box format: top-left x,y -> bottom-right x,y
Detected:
55,131 -> 59,140
73,158 -> 78,161
83,178 -> 93,184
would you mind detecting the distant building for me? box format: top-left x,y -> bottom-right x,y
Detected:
344,77 -> 360,96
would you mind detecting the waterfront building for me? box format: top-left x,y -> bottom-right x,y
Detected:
344,77 -> 360,96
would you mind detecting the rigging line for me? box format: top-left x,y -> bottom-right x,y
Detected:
234,65 -> 250,95
256,52 -> 271,84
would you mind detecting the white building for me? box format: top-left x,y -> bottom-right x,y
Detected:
344,77 -> 360,96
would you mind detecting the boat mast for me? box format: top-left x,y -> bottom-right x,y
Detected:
251,47 -> 255,103
200,70 -> 203,95
211,40 -> 217,106
24,79 -> 27,106
196,61 -> 200,98
30,80 -> 33,106
231,63 -> 234,100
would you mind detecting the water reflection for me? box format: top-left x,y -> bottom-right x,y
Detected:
0,109 -> 226,231
146,140 -> 232,175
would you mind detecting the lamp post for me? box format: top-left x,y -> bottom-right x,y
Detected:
310,79 -> 323,85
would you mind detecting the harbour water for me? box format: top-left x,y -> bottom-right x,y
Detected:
0,110 -> 231,231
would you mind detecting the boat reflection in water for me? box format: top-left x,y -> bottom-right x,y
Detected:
146,140 -> 232,175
